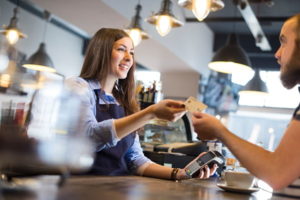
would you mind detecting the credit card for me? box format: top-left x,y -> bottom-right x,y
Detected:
184,96 -> 207,113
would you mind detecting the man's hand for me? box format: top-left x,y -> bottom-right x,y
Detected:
192,112 -> 228,140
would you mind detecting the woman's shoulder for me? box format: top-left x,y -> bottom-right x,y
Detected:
66,76 -> 88,87
64,76 -> 92,95
66,77 -> 101,90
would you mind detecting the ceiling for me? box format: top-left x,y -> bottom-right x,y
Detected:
8,0 -> 300,75
185,0 -> 300,70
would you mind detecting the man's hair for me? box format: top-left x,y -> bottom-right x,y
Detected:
291,14 -> 300,48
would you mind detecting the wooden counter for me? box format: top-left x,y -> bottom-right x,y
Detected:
0,175 -> 296,200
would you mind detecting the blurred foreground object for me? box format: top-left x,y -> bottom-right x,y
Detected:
0,80 -> 94,176
0,37 -> 94,178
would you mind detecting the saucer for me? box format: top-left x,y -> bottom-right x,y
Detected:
217,183 -> 260,194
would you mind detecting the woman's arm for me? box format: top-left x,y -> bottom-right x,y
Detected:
114,99 -> 186,139
138,161 -> 217,180
140,162 -> 175,180
66,77 -> 120,151
67,78 -> 185,151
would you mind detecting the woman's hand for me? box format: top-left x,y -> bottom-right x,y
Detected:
149,99 -> 186,122
178,152 -> 219,180
114,99 -> 185,139
196,163 -> 218,179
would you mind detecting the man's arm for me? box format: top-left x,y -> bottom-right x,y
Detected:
216,120 -> 300,189
193,112 -> 300,189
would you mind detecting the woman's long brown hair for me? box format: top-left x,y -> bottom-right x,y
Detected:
80,28 -> 139,115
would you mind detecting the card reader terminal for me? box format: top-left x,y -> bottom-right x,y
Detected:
184,150 -> 225,177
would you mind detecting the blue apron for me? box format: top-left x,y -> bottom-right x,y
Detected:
88,89 -> 135,175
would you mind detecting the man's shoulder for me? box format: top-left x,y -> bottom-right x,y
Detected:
293,102 -> 300,120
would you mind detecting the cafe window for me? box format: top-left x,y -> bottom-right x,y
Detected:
232,71 -> 299,108
226,109 -> 291,152
134,70 -> 160,87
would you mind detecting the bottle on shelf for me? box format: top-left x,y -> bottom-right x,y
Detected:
137,86 -> 144,103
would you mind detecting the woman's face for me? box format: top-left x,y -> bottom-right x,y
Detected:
110,37 -> 134,80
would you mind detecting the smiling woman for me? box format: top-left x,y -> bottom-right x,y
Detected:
110,37 -> 134,80
79,28 -> 137,115
65,28 -> 216,180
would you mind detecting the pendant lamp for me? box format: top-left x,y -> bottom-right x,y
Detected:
146,0 -> 183,37
0,44 -> 37,93
208,33 -> 253,74
23,11 -> 56,73
178,0 -> 224,21
0,45 -> 17,89
239,68 -> 268,95
125,3 -> 149,47
0,36 -> 10,73
0,7 -> 27,45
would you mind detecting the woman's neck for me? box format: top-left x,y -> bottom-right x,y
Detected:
101,78 -> 116,94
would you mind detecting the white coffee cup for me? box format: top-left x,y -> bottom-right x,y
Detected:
224,171 -> 255,189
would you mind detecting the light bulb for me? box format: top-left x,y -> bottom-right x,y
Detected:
156,15 -> 172,37
6,29 -> 20,45
192,0 -> 211,21
128,28 -> 142,47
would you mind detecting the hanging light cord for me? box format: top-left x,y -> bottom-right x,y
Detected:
9,1 -> 20,28
233,1 -> 237,34
14,0 -> 20,20
42,10 -> 51,43
136,0 -> 141,10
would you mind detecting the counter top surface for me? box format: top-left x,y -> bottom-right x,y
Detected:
0,175 -> 296,200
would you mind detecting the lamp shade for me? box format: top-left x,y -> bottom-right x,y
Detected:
146,0 -> 183,36
209,34 -> 253,74
125,4 -> 149,47
192,0 -> 211,21
0,7 -> 27,45
239,69 -> 268,95
23,43 -> 56,73
210,0 -> 225,12
178,0 -> 224,21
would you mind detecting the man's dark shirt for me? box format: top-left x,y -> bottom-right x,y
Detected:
293,87 -> 300,120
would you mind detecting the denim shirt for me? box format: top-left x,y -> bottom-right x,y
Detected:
66,77 -> 151,172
